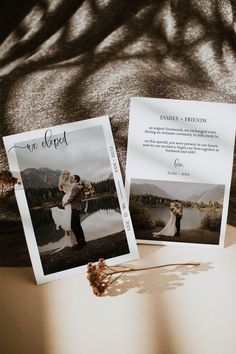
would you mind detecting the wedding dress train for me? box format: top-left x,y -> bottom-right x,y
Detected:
39,184 -> 77,253
38,229 -> 77,253
153,211 -> 177,237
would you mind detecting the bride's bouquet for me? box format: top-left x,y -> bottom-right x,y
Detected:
79,180 -> 95,198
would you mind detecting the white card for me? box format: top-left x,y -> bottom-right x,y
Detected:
126,97 -> 236,247
3,116 -> 138,284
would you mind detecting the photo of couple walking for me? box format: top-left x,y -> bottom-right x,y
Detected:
153,200 -> 183,238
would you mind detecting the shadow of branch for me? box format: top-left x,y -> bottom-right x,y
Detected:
105,262 -> 213,297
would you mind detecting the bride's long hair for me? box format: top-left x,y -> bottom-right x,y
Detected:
58,170 -> 70,191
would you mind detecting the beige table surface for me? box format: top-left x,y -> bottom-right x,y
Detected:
0,225 -> 236,354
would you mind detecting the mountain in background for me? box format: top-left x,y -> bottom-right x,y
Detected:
21,167 -> 113,189
21,168 -> 61,188
191,185 -> 225,203
130,183 -> 174,199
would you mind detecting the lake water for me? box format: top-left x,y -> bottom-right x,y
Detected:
31,207 -> 123,247
148,206 -> 221,230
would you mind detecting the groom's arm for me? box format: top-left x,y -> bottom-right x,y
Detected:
64,184 -> 80,206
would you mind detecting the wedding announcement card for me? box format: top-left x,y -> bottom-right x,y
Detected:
126,97 -> 236,247
3,116 -> 138,284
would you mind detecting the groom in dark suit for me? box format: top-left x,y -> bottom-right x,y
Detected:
64,175 -> 86,248
174,199 -> 183,236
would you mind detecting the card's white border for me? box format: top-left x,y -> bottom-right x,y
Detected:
3,116 -> 139,284
125,97 -> 236,249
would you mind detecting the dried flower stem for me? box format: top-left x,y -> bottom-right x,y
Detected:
102,262 -> 200,277
87,259 -> 200,296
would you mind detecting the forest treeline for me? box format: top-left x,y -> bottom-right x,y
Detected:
25,178 -> 119,212
131,194 -> 223,210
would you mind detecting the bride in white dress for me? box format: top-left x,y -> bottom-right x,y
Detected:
153,204 -> 177,237
39,171 -> 77,253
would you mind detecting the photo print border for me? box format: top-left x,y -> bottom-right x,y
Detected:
128,178 -> 226,247
3,116 -> 139,284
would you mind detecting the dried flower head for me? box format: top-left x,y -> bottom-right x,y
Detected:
87,259 -> 110,296
0,170 -> 18,196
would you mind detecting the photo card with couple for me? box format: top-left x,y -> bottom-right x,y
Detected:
3,116 -> 139,284
126,97 -> 236,247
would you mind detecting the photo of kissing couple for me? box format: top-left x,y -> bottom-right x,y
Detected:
50,170 -> 94,251
152,200 -> 183,238
3,119 -> 139,283
129,178 -> 224,245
